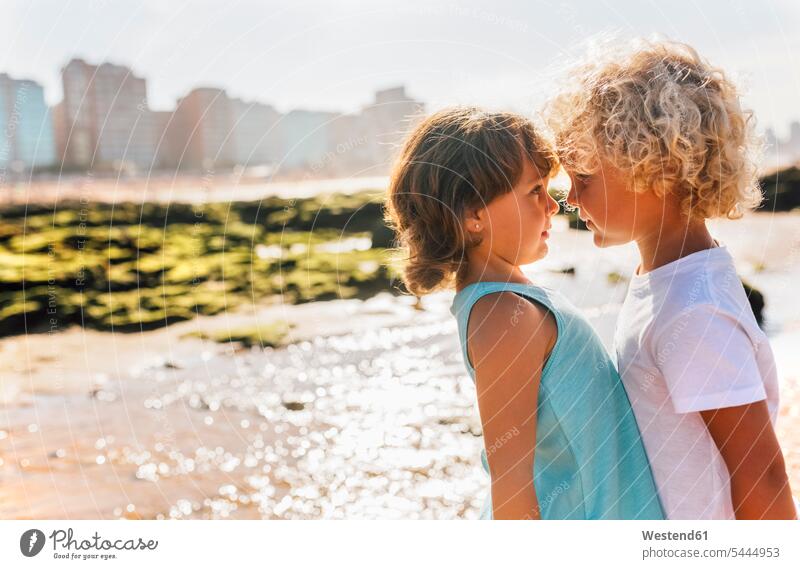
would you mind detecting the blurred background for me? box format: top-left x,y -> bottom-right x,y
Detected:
1,0 -> 799,519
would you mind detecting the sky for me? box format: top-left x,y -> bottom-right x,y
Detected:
2,0 -> 800,138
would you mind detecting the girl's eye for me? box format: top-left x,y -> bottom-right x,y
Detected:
529,186 -> 542,195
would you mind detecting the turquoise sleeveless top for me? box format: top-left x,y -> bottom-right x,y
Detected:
450,281 -> 665,520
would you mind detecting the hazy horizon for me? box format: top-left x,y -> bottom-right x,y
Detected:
3,0 -> 800,136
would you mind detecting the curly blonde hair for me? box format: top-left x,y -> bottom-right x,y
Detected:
384,107 -> 558,296
545,37 -> 763,220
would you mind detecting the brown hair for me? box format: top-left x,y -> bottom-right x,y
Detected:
384,106 -> 558,296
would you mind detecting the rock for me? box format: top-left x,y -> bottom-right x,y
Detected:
741,279 -> 765,327
566,211 -> 588,231
607,271 -> 627,284
550,266 -> 576,275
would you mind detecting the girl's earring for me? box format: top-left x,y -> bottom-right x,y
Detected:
475,224 -> 481,230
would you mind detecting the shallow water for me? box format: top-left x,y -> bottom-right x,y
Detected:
1,213 -> 798,519
0,292 -> 489,519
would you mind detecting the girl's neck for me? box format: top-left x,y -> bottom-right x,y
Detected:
634,218 -> 715,275
456,254 -> 531,292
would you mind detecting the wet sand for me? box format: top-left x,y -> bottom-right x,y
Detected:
0,293 -> 487,519
1,213 -> 799,519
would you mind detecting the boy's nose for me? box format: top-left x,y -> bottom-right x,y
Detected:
566,184 -> 578,208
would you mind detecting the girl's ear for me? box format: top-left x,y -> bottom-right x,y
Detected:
464,207 -> 485,236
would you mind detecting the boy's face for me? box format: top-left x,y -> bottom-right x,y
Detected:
472,158 -> 559,265
565,160 -> 661,247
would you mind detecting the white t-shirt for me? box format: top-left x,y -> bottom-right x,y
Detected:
613,243 -> 781,519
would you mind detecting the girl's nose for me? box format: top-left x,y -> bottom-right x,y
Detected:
546,191 -> 560,216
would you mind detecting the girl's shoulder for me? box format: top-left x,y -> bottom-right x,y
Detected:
451,280 -> 562,316
468,287 -> 558,336
451,281 -> 561,373
465,289 -> 558,377
451,280 -> 586,337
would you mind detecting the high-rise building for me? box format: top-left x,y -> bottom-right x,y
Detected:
169,87 -> 237,170
788,121 -> 800,155
0,73 -> 56,173
326,113 -> 374,176
360,86 -> 425,170
764,127 -> 778,151
57,58 -> 156,171
230,97 -> 282,167
278,109 -> 338,171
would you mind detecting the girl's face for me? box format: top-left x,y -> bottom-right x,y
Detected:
470,158 -> 559,266
565,160 -> 661,247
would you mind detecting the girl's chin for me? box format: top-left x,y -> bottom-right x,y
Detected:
514,240 -> 550,265
528,242 -> 550,262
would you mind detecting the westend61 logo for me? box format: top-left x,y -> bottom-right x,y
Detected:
19,528 -> 158,560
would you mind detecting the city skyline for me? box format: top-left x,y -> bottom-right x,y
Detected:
1,56 -> 426,175
4,51 -> 800,175
3,0 -> 800,138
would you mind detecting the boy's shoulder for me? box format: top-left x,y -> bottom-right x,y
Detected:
628,246 -> 764,344
646,295 -> 765,355
671,252 -> 760,332
636,247 -> 734,307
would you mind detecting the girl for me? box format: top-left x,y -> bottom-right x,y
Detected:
384,107 -> 665,520
545,38 -> 798,519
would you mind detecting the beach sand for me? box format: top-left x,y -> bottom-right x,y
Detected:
1,212 -> 799,519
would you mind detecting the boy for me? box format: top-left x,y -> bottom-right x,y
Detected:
546,38 -> 797,519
